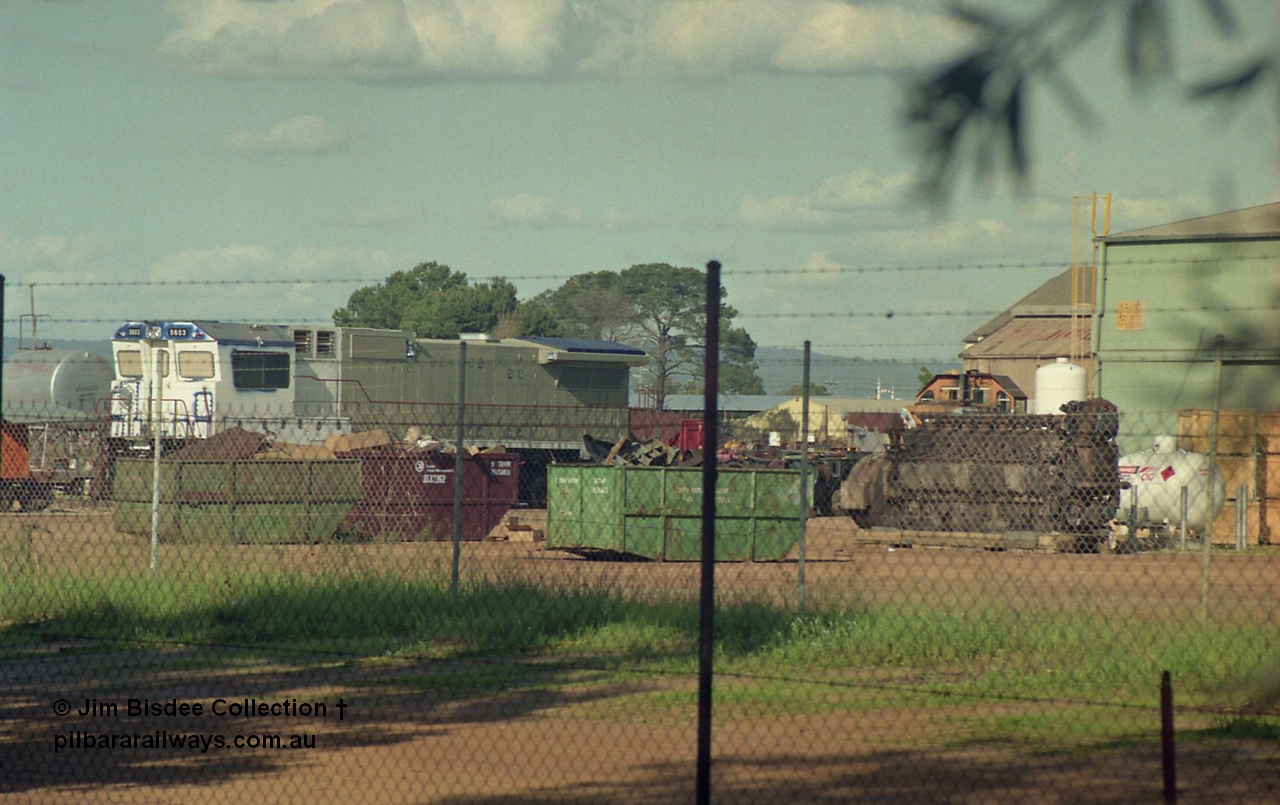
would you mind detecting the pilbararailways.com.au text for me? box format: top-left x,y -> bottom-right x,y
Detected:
55,730 -> 317,753
48,697 -> 348,754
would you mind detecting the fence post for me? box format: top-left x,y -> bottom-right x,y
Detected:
1236,485 -> 1248,551
696,260 -> 721,805
0,274 -> 4,458
150,344 -> 164,573
1178,487 -> 1188,550
798,340 -> 810,617
1200,335 -> 1223,624
1161,670 -> 1177,804
451,340 -> 466,605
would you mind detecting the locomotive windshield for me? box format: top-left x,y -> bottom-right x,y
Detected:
115,350 -> 169,378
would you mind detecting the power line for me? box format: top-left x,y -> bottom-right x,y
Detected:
21,250 -> 1275,291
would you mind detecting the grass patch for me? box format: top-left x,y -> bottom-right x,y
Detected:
4,554 -> 1275,724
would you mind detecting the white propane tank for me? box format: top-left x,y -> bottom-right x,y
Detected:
1032,358 -> 1087,415
1117,435 -> 1226,530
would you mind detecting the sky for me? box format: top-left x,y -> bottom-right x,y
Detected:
2,0 -> 1277,366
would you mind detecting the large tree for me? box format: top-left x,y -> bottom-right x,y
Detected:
529,271 -> 635,342
538,263 -> 765,406
677,323 -> 767,397
333,262 -> 467,331
616,263 -> 707,407
334,262 -> 556,339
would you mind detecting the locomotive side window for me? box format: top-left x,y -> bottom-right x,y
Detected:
231,351 -> 290,390
117,350 -> 144,378
178,350 -> 215,380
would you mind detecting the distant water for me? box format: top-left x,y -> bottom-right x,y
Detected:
755,346 -> 957,400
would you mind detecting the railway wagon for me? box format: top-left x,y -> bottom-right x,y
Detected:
108,321 -> 648,499
2,347 -> 115,504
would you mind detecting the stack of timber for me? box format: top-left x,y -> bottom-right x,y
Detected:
1178,409 -> 1280,545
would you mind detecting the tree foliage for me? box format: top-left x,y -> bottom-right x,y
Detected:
918,365 -> 935,389
535,263 -> 764,406
908,0 -> 1265,201
333,262 -> 558,339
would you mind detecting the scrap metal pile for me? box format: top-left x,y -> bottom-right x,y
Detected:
835,400 -> 1121,540
582,433 -> 702,467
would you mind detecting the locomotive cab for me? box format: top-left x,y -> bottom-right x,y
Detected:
109,321 -> 296,446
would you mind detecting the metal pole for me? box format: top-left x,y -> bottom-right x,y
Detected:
1178,487 -> 1188,551
1200,335 -> 1223,624
150,344 -> 163,572
695,261 -> 721,805
1235,485 -> 1247,551
1161,670 -> 1177,804
0,276 -> 5,489
798,341 -> 810,616
452,340 -> 466,605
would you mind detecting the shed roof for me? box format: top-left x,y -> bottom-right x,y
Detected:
962,316 -> 1088,361
964,268 -> 1092,344
1099,201 -> 1280,244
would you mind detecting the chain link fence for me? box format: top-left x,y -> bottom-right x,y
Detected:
3,363 -> 1279,803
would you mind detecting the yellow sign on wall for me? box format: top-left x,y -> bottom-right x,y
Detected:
1116,300 -> 1145,331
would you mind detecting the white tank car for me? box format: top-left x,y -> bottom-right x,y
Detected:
2,348 -> 114,421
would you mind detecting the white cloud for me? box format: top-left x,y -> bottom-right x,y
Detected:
875,218 -> 1018,259
0,233 -> 97,270
160,0 -> 968,81
1109,194 -> 1211,231
485,192 -> 655,231
740,169 -> 918,232
224,115 -> 351,156
487,193 -> 584,226
145,245 -> 413,324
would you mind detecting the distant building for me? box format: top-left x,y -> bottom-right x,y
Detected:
915,370 -> 1028,413
740,397 -> 908,449
959,267 -> 1091,410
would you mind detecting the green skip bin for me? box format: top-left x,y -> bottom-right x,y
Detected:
547,464 -> 803,561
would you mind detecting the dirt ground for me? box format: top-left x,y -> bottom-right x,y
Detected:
3,506 -> 1280,803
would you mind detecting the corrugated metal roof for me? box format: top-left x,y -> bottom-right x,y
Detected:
962,316 -> 1087,361
965,269 -> 1093,343
1099,201 -> 1280,244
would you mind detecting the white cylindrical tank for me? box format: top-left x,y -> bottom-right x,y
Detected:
1117,435 -> 1226,531
1032,358 -> 1087,415
2,349 -> 114,419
